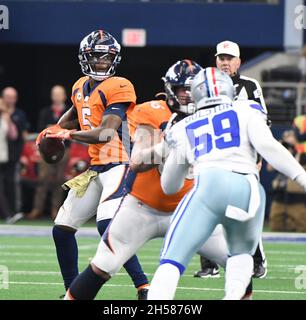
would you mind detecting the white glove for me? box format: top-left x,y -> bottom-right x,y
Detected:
294,173 -> 306,192
154,112 -> 178,157
163,112 -> 178,137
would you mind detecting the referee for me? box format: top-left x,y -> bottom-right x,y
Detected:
195,41 -> 267,280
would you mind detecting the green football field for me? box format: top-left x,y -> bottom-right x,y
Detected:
0,223 -> 306,300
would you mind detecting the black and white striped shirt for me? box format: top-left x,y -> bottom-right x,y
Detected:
232,73 -> 267,114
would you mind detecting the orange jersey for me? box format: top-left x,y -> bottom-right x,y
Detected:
127,100 -> 194,212
71,76 -> 136,165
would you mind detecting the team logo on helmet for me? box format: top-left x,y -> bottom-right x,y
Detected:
162,60 -> 203,115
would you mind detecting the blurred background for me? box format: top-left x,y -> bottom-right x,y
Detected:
0,0 -> 305,232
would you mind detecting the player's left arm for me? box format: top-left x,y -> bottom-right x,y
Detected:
130,123 -> 165,173
161,145 -> 190,195
248,110 -> 306,190
130,113 -> 178,173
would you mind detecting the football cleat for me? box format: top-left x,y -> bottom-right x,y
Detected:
194,266 -> 220,278
194,258 -> 220,278
241,292 -> 253,300
5,212 -> 24,224
253,259 -> 267,279
137,288 -> 149,300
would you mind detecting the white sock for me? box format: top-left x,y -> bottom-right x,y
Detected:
224,254 -> 253,300
148,263 -> 180,300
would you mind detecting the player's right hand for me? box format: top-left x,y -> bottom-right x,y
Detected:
36,124 -> 63,146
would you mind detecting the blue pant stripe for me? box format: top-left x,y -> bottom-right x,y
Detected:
160,259 -> 185,275
161,178 -> 199,257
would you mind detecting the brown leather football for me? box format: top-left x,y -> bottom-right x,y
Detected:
38,136 -> 65,164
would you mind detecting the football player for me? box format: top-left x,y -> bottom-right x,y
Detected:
37,30 -> 149,299
63,60 -> 230,300
148,67 -> 306,300
195,41 -> 268,279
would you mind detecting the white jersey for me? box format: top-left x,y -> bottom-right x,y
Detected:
168,100 -> 264,176
161,99 -> 306,195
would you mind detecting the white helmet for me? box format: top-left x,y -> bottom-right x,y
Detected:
191,67 -> 235,110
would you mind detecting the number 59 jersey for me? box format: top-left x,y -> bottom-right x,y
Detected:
167,100 -> 268,176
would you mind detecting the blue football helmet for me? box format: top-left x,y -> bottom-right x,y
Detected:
162,59 -> 203,115
78,30 -> 121,81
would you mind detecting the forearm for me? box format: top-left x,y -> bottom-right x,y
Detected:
130,141 -> 167,173
161,162 -> 188,195
249,122 -> 305,180
161,151 -> 189,195
70,127 -> 115,144
257,139 -> 304,179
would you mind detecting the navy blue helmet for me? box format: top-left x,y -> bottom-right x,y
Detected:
78,30 -> 121,81
162,59 -> 203,115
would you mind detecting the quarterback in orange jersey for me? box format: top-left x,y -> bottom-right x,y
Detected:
64,60 -> 229,300
36,30 -> 149,298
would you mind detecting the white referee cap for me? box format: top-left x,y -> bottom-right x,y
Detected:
215,41 -> 240,58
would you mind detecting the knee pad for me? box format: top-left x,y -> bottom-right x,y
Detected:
91,242 -> 123,276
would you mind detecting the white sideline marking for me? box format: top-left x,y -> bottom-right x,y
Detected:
0,259 -> 301,269
0,258 -> 297,271
1,246 -> 305,256
3,281 -> 306,295
7,270 -> 300,281
266,250 -> 306,256
0,244 -> 96,250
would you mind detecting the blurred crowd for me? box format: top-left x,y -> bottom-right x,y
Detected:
0,84 -> 305,231
0,85 -> 89,224
268,112 -> 306,232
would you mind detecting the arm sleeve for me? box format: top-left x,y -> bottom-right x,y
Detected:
248,112 -> 305,180
103,102 -> 130,120
161,148 -> 190,195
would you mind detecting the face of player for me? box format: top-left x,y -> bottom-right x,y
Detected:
88,52 -> 115,73
216,54 -> 241,77
175,86 -> 192,106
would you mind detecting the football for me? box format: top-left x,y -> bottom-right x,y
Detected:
38,136 -> 65,164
